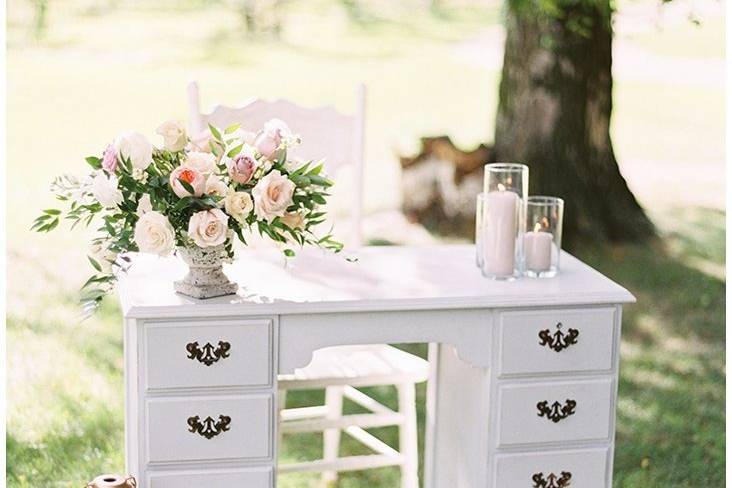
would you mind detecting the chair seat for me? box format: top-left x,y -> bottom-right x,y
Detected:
278,345 -> 429,390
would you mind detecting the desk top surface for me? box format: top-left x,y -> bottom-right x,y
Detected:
118,245 -> 635,318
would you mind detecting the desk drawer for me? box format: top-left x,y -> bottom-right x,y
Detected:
148,467 -> 273,488
494,448 -> 610,488
145,319 -> 272,390
146,395 -> 272,464
497,378 -> 614,447
499,308 -> 616,376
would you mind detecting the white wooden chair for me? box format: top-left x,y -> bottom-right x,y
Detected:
187,82 -> 429,488
188,82 -> 366,248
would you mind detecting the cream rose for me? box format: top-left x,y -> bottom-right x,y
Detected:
134,211 -> 176,256
90,171 -> 123,208
224,191 -> 253,223
156,120 -> 187,152
114,131 -> 153,170
280,211 -> 305,230
205,174 -> 230,201
188,208 -> 229,248
185,151 -> 217,174
251,170 -> 296,222
169,165 -> 206,198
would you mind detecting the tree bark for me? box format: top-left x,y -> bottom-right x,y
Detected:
494,4 -> 654,248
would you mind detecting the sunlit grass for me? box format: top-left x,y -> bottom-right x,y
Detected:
6,0 -> 725,486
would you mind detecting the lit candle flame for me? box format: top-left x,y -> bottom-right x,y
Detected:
534,222 -> 542,233
497,183 -> 506,192
541,216 -> 550,228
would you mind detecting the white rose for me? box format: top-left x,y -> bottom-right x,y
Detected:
224,191 -> 253,223
89,241 -> 117,273
114,132 -> 153,170
156,120 -> 187,152
251,170 -> 296,222
188,208 -> 229,248
136,194 -> 152,216
205,174 -> 229,203
185,151 -> 217,174
90,171 -> 123,208
134,211 -> 176,256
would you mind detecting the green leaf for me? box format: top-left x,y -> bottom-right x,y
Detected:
227,144 -> 244,158
86,156 -> 102,169
208,124 -> 222,141
307,163 -> 324,176
309,175 -> 332,187
88,256 -> 103,272
43,208 -> 61,215
178,178 -> 195,195
224,123 -> 241,134
283,249 -> 295,257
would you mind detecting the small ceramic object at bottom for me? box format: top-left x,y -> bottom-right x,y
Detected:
87,474 -> 137,488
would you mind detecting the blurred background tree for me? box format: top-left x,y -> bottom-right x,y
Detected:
495,0 -> 655,246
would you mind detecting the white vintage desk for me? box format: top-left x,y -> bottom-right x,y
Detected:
118,244 -> 634,488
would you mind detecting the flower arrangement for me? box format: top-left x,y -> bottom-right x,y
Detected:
33,119 -> 342,309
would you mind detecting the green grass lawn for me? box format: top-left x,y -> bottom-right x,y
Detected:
6,0 -> 725,486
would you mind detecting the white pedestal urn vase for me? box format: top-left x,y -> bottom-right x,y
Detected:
174,244 -> 238,299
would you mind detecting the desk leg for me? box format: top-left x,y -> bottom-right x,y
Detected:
424,343 -> 491,488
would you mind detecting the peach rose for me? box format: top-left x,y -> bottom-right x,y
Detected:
170,165 -> 206,198
251,170 -> 295,222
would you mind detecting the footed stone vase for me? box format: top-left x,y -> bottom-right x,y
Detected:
174,245 -> 238,299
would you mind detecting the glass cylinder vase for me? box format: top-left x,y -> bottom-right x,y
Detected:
481,163 -> 528,280
475,192 -> 485,268
523,196 -> 564,278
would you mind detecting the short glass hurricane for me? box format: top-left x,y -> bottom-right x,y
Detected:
522,196 -> 564,278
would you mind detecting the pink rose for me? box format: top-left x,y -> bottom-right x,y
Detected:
169,165 -> 206,198
102,145 -> 118,173
254,132 -> 280,160
227,147 -> 257,184
254,119 -> 291,160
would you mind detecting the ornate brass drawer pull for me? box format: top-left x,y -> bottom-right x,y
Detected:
186,341 -> 231,366
532,471 -> 572,487
538,322 -> 579,352
537,399 -> 577,423
187,415 -> 231,439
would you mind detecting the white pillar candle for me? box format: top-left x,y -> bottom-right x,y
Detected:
523,226 -> 553,272
483,186 -> 518,276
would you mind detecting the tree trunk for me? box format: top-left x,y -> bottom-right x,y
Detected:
494,4 -> 654,248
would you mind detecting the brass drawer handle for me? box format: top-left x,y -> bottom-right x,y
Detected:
187,415 -> 231,439
537,399 -> 576,423
186,341 -> 231,366
532,471 -> 572,487
538,322 -> 579,352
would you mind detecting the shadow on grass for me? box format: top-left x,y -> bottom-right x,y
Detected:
578,206 -> 725,487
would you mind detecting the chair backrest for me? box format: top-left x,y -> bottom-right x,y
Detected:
188,82 -> 366,247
